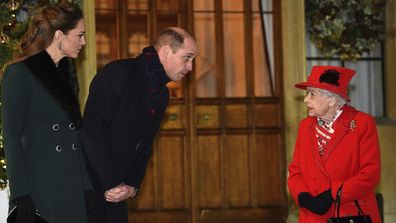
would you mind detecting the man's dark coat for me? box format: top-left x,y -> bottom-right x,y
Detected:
82,46 -> 169,223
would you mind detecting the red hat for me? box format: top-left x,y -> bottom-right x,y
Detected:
295,66 -> 356,101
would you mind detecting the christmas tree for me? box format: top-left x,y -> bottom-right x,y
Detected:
0,0 -> 81,189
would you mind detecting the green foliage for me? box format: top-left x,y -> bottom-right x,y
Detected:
305,0 -> 386,61
0,0 -> 82,189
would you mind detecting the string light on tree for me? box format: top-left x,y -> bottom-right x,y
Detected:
0,32 -> 10,44
8,0 -> 21,11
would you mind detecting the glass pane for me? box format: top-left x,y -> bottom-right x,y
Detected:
127,15 -> 148,58
96,16 -> 118,69
128,32 -> 148,58
195,13 -> 217,98
95,0 -> 116,9
253,14 -> 273,97
96,31 -> 112,69
306,34 -> 337,59
223,13 -> 246,97
157,0 -> 179,11
360,43 -> 382,58
222,0 -> 243,11
265,14 -> 275,90
127,0 -> 148,10
156,14 -> 178,33
347,61 -> 384,117
252,0 -> 273,12
194,0 -> 214,11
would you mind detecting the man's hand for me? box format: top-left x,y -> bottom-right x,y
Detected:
104,183 -> 137,203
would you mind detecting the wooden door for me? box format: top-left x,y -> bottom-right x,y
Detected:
94,0 -> 287,222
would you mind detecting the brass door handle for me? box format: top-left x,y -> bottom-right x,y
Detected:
168,113 -> 178,121
198,113 -> 211,125
202,113 -> 211,120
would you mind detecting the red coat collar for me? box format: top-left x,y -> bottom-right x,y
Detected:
307,105 -> 358,174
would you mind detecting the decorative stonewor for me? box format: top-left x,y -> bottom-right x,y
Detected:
305,0 -> 386,61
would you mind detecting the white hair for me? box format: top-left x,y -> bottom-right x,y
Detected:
307,87 -> 346,107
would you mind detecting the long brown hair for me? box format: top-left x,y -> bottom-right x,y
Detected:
1,1 -> 83,74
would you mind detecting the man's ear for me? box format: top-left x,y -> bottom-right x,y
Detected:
162,45 -> 171,59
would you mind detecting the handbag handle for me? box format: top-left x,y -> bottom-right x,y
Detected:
331,185 -> 342,221
331,184 -> 368,221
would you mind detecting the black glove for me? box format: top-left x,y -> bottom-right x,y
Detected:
316,189 -> 334,209
85,190 -> 97,213
298,189 -> 333,215
15,195 -> 36,223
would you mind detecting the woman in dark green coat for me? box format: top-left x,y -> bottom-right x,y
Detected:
1,2 -> 95,223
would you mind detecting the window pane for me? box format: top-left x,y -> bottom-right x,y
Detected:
96,31 -> 113,69
95,0 -> 116,9
194,0 -> 214,11
96,16 -> 118,69
157,0 -> 179,11
127,15 -> 148,58
252,0 -> 273,12
223,13 -> 246,97
127,0 -> 148,10
253,14 -> 273,96
347,61 -> 384,117
262,14 -> 274,77
156,14 -> 178,33
360,43 -> 382,58
222,0 -> 243,11
195,13 -> 217,98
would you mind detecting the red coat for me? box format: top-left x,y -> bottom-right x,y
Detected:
288,105 -> 381,223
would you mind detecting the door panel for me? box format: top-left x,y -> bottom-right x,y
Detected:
157,136 -> 187,209
255,104 -> 281,128
161,104 -> 184,129
225,134 -> 250,207
197,136 -> 222,208
196,105 -> 219,129
225,105 -> 248,128
129,158 -> 155,210
256,133 -> 283,206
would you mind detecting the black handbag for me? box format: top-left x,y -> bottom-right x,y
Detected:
7,205 -> 47,223
328,186 -> 372,223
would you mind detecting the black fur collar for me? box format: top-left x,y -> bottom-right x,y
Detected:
23,50 -> 82,129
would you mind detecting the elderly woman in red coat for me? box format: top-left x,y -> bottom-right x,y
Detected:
287,66 -> 382,223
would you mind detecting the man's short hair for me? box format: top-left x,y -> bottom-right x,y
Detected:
154,28 -> 187,53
